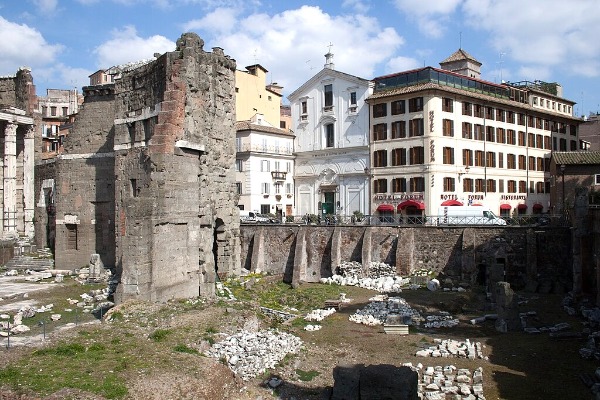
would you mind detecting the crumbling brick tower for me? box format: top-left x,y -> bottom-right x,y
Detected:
113,33 -> 240,302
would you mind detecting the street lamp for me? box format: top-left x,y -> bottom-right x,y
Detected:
560,164 -> 566,215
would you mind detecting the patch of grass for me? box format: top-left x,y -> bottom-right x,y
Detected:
296,369 -> 320,382
34,343 -> 86,357
173,344 -> 199,354
148,328 -> 171,342
205,326 -> 218,334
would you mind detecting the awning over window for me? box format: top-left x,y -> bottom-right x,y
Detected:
441,199 -> 463,206
533,203 -> 543,210
517,203 -> 528,210
397,200 -> 425,210
377,204 -> 395,212
500,204 -> 512,210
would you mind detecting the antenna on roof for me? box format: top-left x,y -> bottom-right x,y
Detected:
252,48 -> 259,64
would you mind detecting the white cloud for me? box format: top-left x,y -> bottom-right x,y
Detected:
92,26 -> 176,68
193,6 -> 404,97
392,0 -> 461,38
32,0 -> 58,13
182,7 -> 239,34
385,56 -> 421,74
34,63 -> 92,92
462,0 -> 600,78
342,0 -> 370,14
0,16 -> 64,75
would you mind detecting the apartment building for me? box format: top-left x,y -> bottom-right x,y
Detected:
368,49 -> 581,221
38,88 -> 82,157
288,50 -> 372,218
235,65 -> 294,218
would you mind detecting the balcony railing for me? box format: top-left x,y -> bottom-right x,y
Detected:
271,171 -> 287,180
235,143 -> 293,155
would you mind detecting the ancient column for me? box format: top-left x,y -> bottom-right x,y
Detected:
3,123 -> 17,233
23,125 -> 35,238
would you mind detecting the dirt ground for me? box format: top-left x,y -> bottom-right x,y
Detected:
0,277 -> 596,400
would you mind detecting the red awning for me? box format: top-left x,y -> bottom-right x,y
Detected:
533,203 -> 543,210
397,200 -> 425,210
377,204 -> 395,212
500,204 -> 512,210
517,203 -> 528,210
471,203 -> 483,206
441,200 -> 463,206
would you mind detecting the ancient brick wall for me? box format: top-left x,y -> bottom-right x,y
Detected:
0,68 -> 36,113
47,86 -> 116,270
240,225 -> 572,290
114,33 -> 240,303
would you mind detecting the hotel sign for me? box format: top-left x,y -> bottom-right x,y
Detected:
374,193 -> 424,201
500,194 -> 527,200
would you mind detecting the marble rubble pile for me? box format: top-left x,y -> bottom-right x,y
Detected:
349,295 -> 423,326
0,303 -> 57,336
423,313 -> 460,329
320,261 -> 411,293
415,338 -> 487,360
303,307 -> 337,331
401,362 -> 485,400
206,329 -> 303,381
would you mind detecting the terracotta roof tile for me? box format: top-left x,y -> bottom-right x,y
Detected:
553,151 -> 600,165
440,49 -> 481,65
235,121 -> 294,136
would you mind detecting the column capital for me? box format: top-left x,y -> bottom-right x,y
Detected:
5,122 -> 17,136
25,125 -> 35,139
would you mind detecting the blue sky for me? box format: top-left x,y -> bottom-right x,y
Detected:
1,0 -> 599,117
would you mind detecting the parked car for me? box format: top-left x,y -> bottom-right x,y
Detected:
240,210 -> 270,223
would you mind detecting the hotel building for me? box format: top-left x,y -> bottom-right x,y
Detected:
368,49 -> 582,221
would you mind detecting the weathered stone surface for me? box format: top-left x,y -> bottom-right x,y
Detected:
495,281 -> 522,332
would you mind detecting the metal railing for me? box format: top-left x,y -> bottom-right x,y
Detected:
241,214 -> 569,227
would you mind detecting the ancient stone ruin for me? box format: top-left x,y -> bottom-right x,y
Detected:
34,33 -> 241,302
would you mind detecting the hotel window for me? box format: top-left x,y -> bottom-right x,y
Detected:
235,159 -> 243,172
528,132 -> 535,147
474,104 -> 482,118
462,122 -> 472,139
487,179 -> 496,193
350,91 -> 357,105
507,154 -> 516,169
485,106 -> 494,120
286,183 -> 293,194
261,182 -> 270,194
536,134 -> 543,149
544,136 -> 551,149
529,180 -> 535,194
528,116 -> 534,128
496,108 -> 505,122
463,149 -> 473,167
475,150 -> 484,167
392,178 -> 407,192
498,152 -> 504,168
519,180 -> 526,193
559,138 -> 567,151
507,129 -> 516,145
409,119 -> 424,137
528,156 -> 536,171
51,106 -> 57,116
391,100 -> 405,115
475,179 -> 485,192
536,118 -> 543,129
373,103 -> 387,118
301,101 -> 307,115
62,107 -> 68,117
536,181 -> 545,193
496,128 -> 505,144
486,152 -> 496,168
443,147 -> 455,164
274,161 -> 281,172
235,182 -> 242,194
507,111 -> 515,124
324,84 -> 333,108
442,97 -> 453,112
391,121 -> 406,138
571,140 -> 577,151
374,179 -> 387,194
463,178 -> 473,192
409,146 -> 424,164
373,123 -> 387,141
443,119 -> 454,136
499,179 -> 504,193
462,102 -> 472,116
570,125 -> 577,136
518,113 -> 526,126
392,148 -> 407,166
373,150 -> 387,167
409,97 -> 424,112
518,155 -> 526,170
443,177 -> 455,192
474,124 -> 484,141
486,126 -> 495,142
518,131 -> 526,146
410,177 -> 425,192
508,180 -> 517,193
274,182 -> 281,194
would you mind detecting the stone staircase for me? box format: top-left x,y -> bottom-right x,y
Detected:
3,239 -> 54,271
